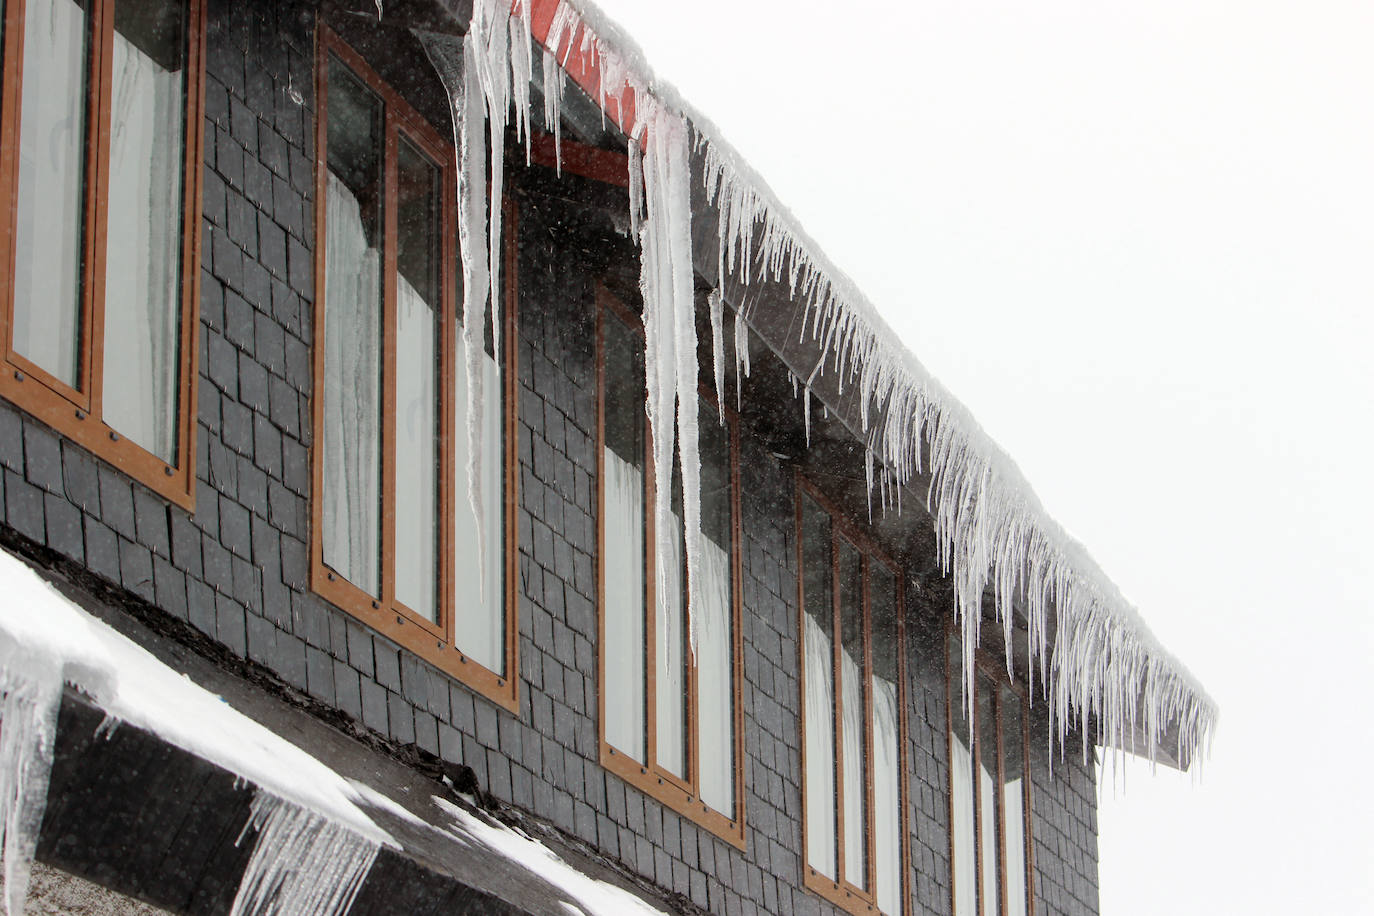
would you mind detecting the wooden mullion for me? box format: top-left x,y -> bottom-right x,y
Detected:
643,369 -> 659,776
861,555 -> 878,897
972,666 -> 985,916
1022,691 -> 1036,916
729,408 -> 745,827
0,0 -> 27,361
177,0 -> 208,479
995,682 -> 1008,916
84,0 -> 113,415
501,195 -> 520,693
830,522 -> 846,891
896,577 -> 912,916
379,108 -> 399,613
795,478 -> 812,880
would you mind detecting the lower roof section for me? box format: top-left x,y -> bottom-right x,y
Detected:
0,543 -> 684,916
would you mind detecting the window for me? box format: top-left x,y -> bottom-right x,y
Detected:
596,286 -> 744,845
947,631 -> 1033,916
798,482 -> 908,916
310,29 -> 517,709
0,0 -> 205,507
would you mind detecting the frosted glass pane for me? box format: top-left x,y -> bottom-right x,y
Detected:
1001,689 -> 1028,916
451,340 -> 503,665
978,679 -> 1001,915
13,0 -> 89,388
394,139 -> 440,622
103,0 -> 186,463
871,566 -> 901,915
695,410 -> 733,816
949,639 -> 977,916
838,539 -> 867,889
656,474 -> 686,778
321,61 -> 383,596
801,495 -> 836,879
602,311 -> 646,762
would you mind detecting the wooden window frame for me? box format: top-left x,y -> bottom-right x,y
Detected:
944,625 -> 1036,916
796,475 -> 912,916
594,284 -> 747,848
0,0 -> 206,509
309,26 -> 520,712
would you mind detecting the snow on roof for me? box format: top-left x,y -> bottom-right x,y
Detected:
446,0 -> 1216,770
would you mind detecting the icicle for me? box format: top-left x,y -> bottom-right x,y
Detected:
627,134 -> 644,237
418,28 -> 490,602
708,289 -> 725,424
803,385 -> 811,446
540,48 -> 564,175
733,307 -> 750,411
0,661 -> 61,916
637,106 -> 705,656
373,0 -> 382,20
230,793 -> 378,916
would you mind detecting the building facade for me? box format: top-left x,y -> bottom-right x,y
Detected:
0,1 -> 1198,915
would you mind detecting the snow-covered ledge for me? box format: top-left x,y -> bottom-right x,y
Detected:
0,548 -> 674,916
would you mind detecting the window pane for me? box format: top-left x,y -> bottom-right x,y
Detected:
13,0 -> 90,388
656,455 -> 687,778
978,677 -> 1001,915
949,639 -> 977,916
838,539 -> 867,890
321,59 -> 383,597
870,564 -> 901,915
394,138 -> 441,622
1001,688 -> 1028,916
602,309 -> 646,762
102,0 -> 187,463
801,494 -> 836,879
696,405 -> 733,816
451,303 -> 503,666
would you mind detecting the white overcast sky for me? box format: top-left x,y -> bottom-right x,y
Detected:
591,0 -> 1374,911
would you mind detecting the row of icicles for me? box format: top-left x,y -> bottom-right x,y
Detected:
431,0 -> 1215,771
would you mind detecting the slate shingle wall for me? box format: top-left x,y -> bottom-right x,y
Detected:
0,2 -> 1102,913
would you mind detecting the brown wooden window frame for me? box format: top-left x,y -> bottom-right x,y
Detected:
945,625 -> 1036,916
0,0 -> 206,509
594,284 -> 747,848
796,476 -> 912,916
309,26 -> 520,712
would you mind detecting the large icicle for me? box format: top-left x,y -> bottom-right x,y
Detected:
636,105 -> 706,655
417,30 -> 493,603
230,793 -> 378,916
0,659 -> 61,916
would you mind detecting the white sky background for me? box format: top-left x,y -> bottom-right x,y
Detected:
590,0 -> 1374,911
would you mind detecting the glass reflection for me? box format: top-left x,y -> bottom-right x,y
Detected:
978,679 -> 1002,915
1002,687 -> 1028,916
321,57 -> 384,596
949,638 -> 977,916
802,495 -> 837,880
870,565 -> 901,914
602,308 -> 647,762
394,137 -> 440,622
696,404 -> 734,816
102,0 -> 187,462
837,539 -> 867,889
13,0 -> 91,388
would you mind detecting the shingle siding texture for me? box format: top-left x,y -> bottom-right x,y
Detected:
0,3 -> 1102,913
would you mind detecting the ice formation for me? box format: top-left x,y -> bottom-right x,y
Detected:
425,0 -> 1215,769
0,659 -> 60,916
230,793 -> 379,916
